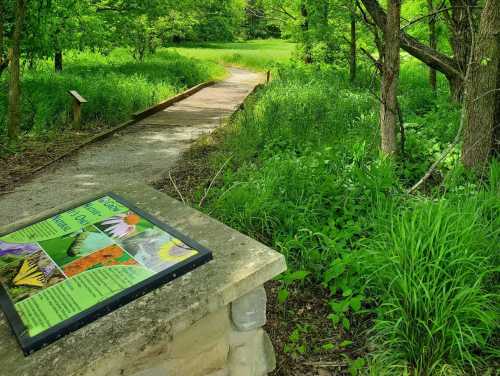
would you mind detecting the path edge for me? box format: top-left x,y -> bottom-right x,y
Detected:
31,80 -> 217,175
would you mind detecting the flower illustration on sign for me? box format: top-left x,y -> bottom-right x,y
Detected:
158,239 -> 197,263
100,212 -> 141,238
0,241 -> 41,257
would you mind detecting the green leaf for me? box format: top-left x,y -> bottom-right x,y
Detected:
323,259 -> 345,284
349,358 -> 366,375
350,295 -> 362,312
287,270 -> 311,282
342,317 -> 351,330
321,342 -> 335,350
339,340 -> 353,348
278,288 -> 289,304
343,288 -> 353,297
328,313 -> 340,325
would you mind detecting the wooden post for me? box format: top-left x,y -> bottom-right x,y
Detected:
266,70 -> 271,83
68,90 -> 87,129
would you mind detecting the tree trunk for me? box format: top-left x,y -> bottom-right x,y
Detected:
380,0 -> 401,156
301,3 -> 312,64
8,0 -> 26,140
446,0 -> 477,100
0,0 -> 8,77
449,0 -> 475,73
494,64 -> 500,156
350,7 -> 357,83
461,0 -> 500,169
54,51 -> 63,72
427,0 -> 437,92
360,0 -> 463,96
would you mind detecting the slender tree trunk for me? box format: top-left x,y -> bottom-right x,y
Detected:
447,0 -> 477,100
350,7 -> 357,83
427,0 -> 437,92
494,64 -> 500,156
360,0 -> 463,99
380,0 -> 401,156
461,0 -> 500,168
8,0 -> 26,140
0,0 -> 8,77
301,3 -> 312,64
54,51 -> 63,72
449,0 -> 475,73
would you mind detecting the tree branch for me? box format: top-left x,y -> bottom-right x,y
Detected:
360,0 -> 463,81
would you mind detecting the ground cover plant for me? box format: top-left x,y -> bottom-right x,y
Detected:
2,0 -> 500,374
177,60 -> 500,375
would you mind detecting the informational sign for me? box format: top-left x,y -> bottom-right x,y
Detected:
0,193 -> 212,355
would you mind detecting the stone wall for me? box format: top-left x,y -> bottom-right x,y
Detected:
0,184 -> 286,376
128,287 -> 276,376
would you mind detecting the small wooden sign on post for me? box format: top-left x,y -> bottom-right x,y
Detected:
68,90 -> 87,128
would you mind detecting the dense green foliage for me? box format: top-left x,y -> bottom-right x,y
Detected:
199,61 -> 499,374
1,0 -> 498,371
0,49 -> 224,138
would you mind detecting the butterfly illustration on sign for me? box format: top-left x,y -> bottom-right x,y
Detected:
12,254 -> 46,288
0,251 -> 66,303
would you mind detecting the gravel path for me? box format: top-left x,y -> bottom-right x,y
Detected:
0,67 -> 263,227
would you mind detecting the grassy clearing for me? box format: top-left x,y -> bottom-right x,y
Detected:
188,61 -> 499,374
0,48 -> 225,143
170,39 -> 295,71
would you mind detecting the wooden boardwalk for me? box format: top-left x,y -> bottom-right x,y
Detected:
0,68 -> 263,227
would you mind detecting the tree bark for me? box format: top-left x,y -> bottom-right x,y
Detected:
360,0 -> 463,95
461,0 -> 500,169
449,0 -> 475,73
494,63 -> 500,156
0,0 -> 8,77
54,51 -> 63,72
444,0 -> 478,99
350,7 -> 357,83
8,0 -> 26,140
427,0 -> 437,92
380,0 -> 401,156
300,3 -> 312,64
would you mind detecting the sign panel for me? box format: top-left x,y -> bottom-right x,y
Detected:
0,193 -> 212,355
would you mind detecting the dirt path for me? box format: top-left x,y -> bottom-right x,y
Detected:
0,67 -> 263,227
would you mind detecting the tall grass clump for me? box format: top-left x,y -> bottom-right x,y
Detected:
363,192 -> 499,374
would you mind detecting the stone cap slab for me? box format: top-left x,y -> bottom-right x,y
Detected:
0,183 -> 286,376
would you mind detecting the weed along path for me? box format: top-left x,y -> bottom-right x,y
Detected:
0,67 -> 263,227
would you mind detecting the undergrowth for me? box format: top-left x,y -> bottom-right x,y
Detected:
0,48 -> 225,144
198,61 -> 499,374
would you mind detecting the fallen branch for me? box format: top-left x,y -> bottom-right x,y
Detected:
199,156 -> 232,208
304,361 -> 347,368
168,171 -> 186,204
408,3 -> 475,194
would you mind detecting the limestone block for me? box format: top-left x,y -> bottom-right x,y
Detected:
169,307 -> 230,359
228,327 -> 276,376
231,286 -> 267,331
206,369 -> 229,376
125,307 -> 231,376
0,185 -> 286,376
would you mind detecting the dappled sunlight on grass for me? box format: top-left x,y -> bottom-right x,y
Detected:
170,39 -> 295,71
